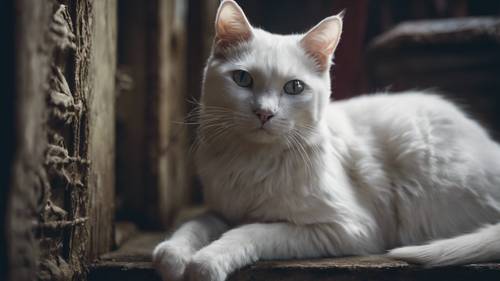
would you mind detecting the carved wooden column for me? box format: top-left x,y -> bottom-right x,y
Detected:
7,1 -> 116,280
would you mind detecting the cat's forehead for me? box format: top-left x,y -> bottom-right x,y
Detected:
230,29 -> 315,77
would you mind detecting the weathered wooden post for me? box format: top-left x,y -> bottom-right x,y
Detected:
6,1 -> 116,280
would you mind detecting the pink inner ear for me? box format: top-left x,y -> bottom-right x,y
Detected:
302,37 -> 334,71
215,1 -> 253,50
216,22 -> 252,49
300,16 -> 342,71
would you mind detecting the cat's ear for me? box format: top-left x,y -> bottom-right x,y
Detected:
214,0 -> 253,51
300,12 -> 344,71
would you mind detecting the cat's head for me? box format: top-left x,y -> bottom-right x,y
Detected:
200,0 -> 343,145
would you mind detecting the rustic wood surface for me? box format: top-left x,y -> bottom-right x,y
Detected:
89,232 -> 500,281
85,0 -> 117,261
155,0 -> 190,229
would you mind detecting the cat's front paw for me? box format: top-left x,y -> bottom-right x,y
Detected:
152,241 -> 192,281
185,253 -> 227,281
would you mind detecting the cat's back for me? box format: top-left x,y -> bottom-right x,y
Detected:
331,92 -> 466,128
328,91 -> 500,244
328,91 -> 499,175
328,91 -> 491,146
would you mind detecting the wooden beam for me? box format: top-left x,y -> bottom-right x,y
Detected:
84,0 -> 117,260
117,0 -> 190,229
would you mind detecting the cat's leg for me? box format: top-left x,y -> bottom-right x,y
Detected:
152,212 -> 229,281
185,222 -> 379,281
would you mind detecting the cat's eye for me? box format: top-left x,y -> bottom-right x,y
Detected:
232,70 -> 253,88
284,80 -> 305,95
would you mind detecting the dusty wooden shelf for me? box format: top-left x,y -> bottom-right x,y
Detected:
88,232 -> 500,281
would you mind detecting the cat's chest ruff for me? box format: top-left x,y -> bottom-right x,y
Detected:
199,146 -> 331,224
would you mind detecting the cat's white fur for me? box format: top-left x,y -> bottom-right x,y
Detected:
153,1 -> 500,280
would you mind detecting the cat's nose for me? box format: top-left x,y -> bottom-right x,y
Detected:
254,110 -> 274,125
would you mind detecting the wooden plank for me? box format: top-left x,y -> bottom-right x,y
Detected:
155,0 -> 190,228
85,0 -> 117,260
116,0 -> 190,229
89,232 -> 500,281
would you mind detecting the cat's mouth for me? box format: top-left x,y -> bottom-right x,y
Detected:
243,126 -> 280,143
238,120 -> 293,144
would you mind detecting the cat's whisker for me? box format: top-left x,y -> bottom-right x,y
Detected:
288,131 -> 313,178
201,124 -> 232,140
284,135 -> 303,172
198,122 -> 238,147
188,111 -> 240,155
296,130 -> 318,176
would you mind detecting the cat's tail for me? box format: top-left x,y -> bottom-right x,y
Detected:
387,222 -> 500,266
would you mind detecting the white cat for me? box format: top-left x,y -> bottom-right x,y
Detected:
153,1 -> 500,280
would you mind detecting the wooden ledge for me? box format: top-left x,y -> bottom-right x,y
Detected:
88,232 -> 500,281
